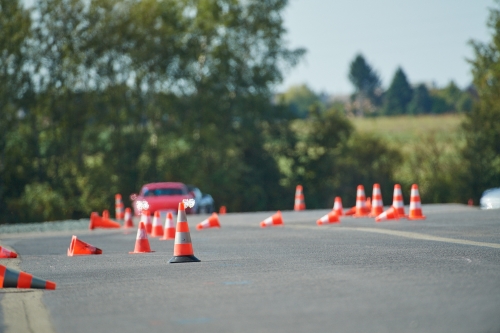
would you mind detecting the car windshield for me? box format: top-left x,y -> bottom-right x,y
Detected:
143,188 -> 185,196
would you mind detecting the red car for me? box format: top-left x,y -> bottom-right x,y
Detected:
131,182 -> 195,216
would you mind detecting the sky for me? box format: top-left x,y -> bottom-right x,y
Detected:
278,0 -> 493,95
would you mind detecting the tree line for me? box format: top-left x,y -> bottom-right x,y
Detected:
0,0 -> 498,223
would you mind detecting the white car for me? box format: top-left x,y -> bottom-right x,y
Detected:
480,188 -> 500,210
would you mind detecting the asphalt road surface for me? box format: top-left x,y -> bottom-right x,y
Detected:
1,204 -> 499,333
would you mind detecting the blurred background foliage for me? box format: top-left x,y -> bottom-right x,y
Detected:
0,0 -> 498,223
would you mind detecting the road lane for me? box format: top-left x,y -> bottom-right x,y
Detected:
1,204 -> 499,333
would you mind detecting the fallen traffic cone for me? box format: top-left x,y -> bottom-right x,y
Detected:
344,206 -> 356,216
375,206 -> 400,222
408,184 -> 426,220
0,265 -> 56,290
89,212 -> 121,230
369,183 -> 384,217
0,246 -> 17,258
115,194 -> 124,220
333,197 -> 344,216
67,235 -> 102,256
160,212 -> 176,240
392,184 -> 406,217
219,206 -> 227,215
151,211 -> 164,237
140,210 -> 152,234
123,207 -> 134,228
294,185 -> 305,211
129,222 -> 153,254
260,211 -> 284,228
316,211 -> 340,226
196,213 -> 221,230
353,185 -> 370,217
169,202 -> 200,263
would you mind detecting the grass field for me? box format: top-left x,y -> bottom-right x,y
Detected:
349,114 -> 466,146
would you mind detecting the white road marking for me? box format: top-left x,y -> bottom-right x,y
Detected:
288,225 -> 500,249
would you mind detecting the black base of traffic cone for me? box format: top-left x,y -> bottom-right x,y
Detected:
169,255 -> 200,263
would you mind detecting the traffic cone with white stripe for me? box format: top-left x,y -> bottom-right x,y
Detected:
353,185 -> 370,217
160,212 -> 176,240
140,210 -> 152,234
123,207 -> 134,228
260,211 -> 284,228
316,211 -> 340,226
67,235 -> 102,256
369,183 -> 384,217
333,197 -> 344,216
0,246 -> 17,258
169,202 -> 200,263
151,211 -> 164,237
375,206 -> 400,222
115,194 -> 124,220
196,213 -> 221,230
294,185 -> 305,211
392,184 -> 406,217
408,184 -> 426,220
129,222 -> 153,254
0,265 -> 56,290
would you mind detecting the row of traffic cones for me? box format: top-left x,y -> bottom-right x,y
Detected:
329,183 -> 426,222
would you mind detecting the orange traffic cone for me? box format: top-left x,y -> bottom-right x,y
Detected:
160,212 -> 176,240
140,210 -> 152,234
344,206 -> 356,216
67,235 -> 102,256
353,185 -> 370,217
89,212 -> 121,230
102,210 -> 110,219
408,184 -> 426,220
129,222 -> 153,254
375,206 -> 400,222
0,246 -> 17,258
115,194 -> 124,220
0,265 -> 56,289
123,207 -> 134,228
169,202 -> 200,263
316,211 -> 340,226
392,184 -> 406,217
366,197 -> 372,210
333,197 -> 344,216
219,206 -> 227,215
294,185 -> 306,211
370,183 -> 384,217
196,213 -> 221,230
151,211 -> 164,237
260,211 -> 284,228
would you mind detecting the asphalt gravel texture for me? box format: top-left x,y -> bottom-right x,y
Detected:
1,204 -> 499,333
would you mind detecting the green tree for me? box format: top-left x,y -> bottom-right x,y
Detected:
462,2 -> 500,201
0,0 -> 32,222
348,54 -> 381,114
408,84 -> 432,115
278,84 -> 322,118
382,67 -> 413,115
